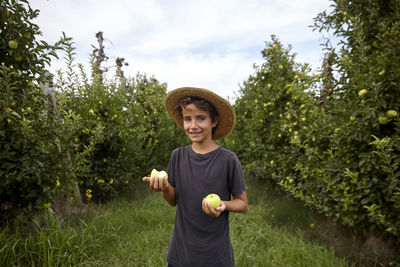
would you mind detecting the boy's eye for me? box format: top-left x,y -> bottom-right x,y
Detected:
184,117 -> 191,122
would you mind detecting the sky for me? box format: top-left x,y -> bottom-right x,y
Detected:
30,0 -> 334,102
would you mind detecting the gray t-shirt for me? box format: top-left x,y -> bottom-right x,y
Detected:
166,145 -> 246,267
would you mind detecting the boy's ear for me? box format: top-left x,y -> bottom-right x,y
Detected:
212,117 -> 218,128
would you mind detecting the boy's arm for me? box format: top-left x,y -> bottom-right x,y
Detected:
161,185 -> 176,206
142,176 -> 176,206
224,190 -> 248,213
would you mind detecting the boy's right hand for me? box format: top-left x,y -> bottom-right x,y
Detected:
142,176 -> 170,192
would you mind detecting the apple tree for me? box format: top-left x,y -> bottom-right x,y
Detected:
231,0 -> 400,238
310,0 -> 400,235
52,35 -> 186,202
0,0 -> 68,218
230,36 -> 316,188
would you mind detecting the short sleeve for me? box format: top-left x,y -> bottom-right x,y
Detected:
228,152 -> 246,197
167,148 -> 178,188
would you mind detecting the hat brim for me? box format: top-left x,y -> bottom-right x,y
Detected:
165,87 -> 236,140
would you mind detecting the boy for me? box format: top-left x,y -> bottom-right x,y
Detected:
143,87 -> 248,267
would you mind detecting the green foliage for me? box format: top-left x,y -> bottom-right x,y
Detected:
230,35 -> 316,183
54,50 -> 184,201
0,0 -> 66,213
45,33 -> 186,202
232,0 -> 400,238
0,0 -> 186,218
0,0 -> 59,76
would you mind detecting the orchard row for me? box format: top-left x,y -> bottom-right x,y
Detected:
227,0 -> 400,238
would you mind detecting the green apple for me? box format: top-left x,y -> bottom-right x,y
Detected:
150,169 -> 158,182
150,169 -> 168,182
378,116 -> 389,125
204,193 -> 221,209
358,89 -> 368,97
159,170 -> 168,181
386,110 -> 398,118
8,40 -> 18,49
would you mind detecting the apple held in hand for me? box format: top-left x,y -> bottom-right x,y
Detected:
204,194 -> 221,209
150,169 -> 168,182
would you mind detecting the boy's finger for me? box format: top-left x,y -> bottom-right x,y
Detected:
143,177 -> 150,182
203,201 -> 214,216
155,178 -> 161,191
201,199 -> 208,213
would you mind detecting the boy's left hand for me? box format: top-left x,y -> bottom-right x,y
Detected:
202,199 -> 226,218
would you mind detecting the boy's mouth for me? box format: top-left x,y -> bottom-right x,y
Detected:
189,131 -> 202,137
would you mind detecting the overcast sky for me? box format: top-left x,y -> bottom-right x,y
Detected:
30,0 -> 334,101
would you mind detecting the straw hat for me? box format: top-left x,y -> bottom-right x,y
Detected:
165,87 -> 236,139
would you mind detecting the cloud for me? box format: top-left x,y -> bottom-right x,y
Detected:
127,51 -> 257,100
30,0 -> 332,100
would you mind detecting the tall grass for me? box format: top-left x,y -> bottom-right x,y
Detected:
0,210 -> 117,266
3,179 -> 389,266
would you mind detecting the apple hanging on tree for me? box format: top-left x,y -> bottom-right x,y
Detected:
386,110 -> 398,118
358,89 -> 368,97
8,40 -> 18,49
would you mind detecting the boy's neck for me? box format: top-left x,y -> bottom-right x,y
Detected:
191,140 -> 219,154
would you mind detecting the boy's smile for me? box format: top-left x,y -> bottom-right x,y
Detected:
182,103 -> 217,145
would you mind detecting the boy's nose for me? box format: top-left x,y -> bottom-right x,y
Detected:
190,120 -> 198,128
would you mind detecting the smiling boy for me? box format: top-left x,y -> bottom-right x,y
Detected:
143,87 -> 248,267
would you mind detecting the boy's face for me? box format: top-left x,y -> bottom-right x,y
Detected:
182,103 -> 217,144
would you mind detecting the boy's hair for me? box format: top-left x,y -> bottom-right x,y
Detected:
174,96 -> 219,133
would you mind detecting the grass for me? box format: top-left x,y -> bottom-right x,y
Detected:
1,179 -> 398,266
231,204 -> 348,267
